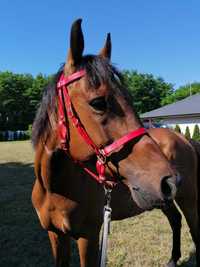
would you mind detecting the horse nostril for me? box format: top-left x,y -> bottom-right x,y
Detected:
161,176 -> 176,200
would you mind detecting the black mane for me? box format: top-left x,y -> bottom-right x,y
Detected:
31,55 -> 133,148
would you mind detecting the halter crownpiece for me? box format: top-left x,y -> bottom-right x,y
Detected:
57,70 -> 86,88
57,70 -> 146,187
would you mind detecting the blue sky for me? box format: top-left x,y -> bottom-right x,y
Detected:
0,0 -> 199,88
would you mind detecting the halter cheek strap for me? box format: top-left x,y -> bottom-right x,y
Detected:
57,70 -> 146,187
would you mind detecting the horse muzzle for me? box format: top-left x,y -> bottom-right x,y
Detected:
131,174 -> 178,210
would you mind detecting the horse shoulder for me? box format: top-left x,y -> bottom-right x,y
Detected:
32,141 -> 53,229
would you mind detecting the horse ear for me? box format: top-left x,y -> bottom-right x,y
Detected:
64,19 -> 84,75
99,33 -> 112,60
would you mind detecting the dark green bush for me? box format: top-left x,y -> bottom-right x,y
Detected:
185,126 -> 191,140
192,124 -> 200,141
174,124 -> 181,133
25,124 -> 32,139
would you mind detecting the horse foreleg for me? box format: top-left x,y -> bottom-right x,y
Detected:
176,197 -> 199,266
77,225 -> 101,267
162,203 -> 182,267
48,230 -> 71,267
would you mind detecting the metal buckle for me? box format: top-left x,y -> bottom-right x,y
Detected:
97,150 -> 106,164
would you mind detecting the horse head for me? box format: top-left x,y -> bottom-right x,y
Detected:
33,19 -> 178,211
58,19 -> 178,209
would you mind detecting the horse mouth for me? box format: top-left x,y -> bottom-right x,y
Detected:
131,187 -> 168,210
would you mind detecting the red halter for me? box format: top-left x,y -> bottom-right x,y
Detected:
57,70 -> 146,187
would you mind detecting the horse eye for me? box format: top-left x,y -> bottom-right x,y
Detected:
89,96 -> 107,112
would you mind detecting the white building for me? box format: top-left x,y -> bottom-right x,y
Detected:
141,93 -> 200,135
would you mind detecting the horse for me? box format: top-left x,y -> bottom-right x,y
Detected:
148,128 -> 200,267
31,19 -> 179,267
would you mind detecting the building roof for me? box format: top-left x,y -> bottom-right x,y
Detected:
141,93 -> 200,119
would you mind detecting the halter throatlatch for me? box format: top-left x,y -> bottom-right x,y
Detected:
57,70 -> 146,187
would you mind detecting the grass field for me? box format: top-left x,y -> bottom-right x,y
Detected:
0,141 -> 196,267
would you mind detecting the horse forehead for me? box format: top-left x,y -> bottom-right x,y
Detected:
70,82 -> 111,100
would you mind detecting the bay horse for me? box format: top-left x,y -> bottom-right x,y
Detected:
31,19 -> 178,267
148,128 -> 200,267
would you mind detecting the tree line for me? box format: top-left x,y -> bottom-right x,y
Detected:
0,71 -> 52,131
174,124 -> 200,142
0,70 -> 200,132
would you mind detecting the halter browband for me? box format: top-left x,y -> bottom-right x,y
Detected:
57,70 -> 146,187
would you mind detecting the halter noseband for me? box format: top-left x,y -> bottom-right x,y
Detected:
57,70 -> 146,187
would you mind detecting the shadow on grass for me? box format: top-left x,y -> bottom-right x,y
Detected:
0,162 -> 80,267
179,252 -> 196,267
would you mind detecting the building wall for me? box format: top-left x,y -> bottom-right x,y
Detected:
161,117 -> 200,135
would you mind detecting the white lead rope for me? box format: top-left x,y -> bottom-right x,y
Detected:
99,188 -> 112,267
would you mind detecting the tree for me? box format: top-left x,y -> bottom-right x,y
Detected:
0,71 -> 34,130
174,124 -> 181,133
162,82 -> 200,105
185,126 -> 191,140
24,73 -> 51,126
123,70 -> 173,114
192,124 -> 200,141
0,71 -> 50,131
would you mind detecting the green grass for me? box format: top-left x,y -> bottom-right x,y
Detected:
0,141 -> 195,266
